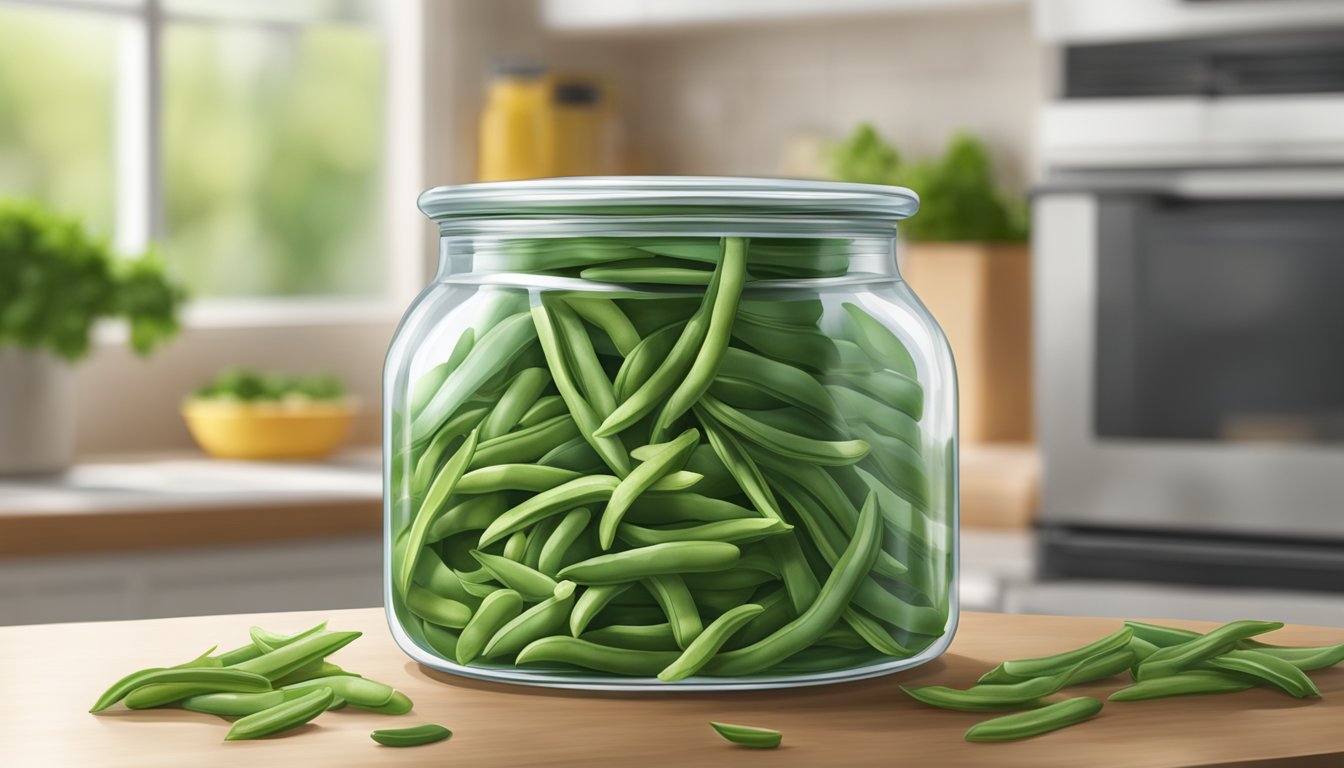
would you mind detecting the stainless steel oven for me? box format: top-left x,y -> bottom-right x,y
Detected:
1033,2 -> 1344,591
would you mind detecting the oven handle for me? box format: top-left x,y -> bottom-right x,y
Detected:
1170,171 -> 1344,200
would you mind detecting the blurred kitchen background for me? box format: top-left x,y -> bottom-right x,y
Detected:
2,0 -> 1341,628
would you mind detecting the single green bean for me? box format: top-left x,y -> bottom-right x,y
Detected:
659,604 -> 764,681
409,328 -> 473,419
842,302 -> 917,379
1203,649 -> 1320,697
279,675 -> 399,709
613,322 -> 684,401
371,724 -> 453,748
581,265 -> 713,285
180,690 -> 287,717
697,412 -> 784,521
569,583 -> 631,636
405,587 -> 472,629
963,697 -> 1103,743
247,621 -> 328,654
518,394 -> 568,428
1123,620 -> 1201,648
996,627 -> 1135,679
565,296 -> 640,356
652,237 -> 746,439
1109,670 -> 1256,701
709,722 -> 781,749
469,551 -> 558,601
399,429 -> 479,597
599,428 -> 699,549
1245,642 -> 1344,671
558,542 -> 741,585
581,622 -> 680,652
616,518 -> 792,548
479,474 -> 619,548
537,508 -> 592,577
902,666 -> 1078,713
622,493 -> 759,525
480,367 -> 551,440
700,395 -> 869,466
469,414 -> 579,469
411,312 -> 536,443
426,495 -> 509,542
516,636 -> 680,676
224,686 -> 334,741
644,574 -> 704,650
550,299 -> 617,416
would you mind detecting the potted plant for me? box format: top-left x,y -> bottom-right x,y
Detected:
0,200 -> 185,473
830,125 -> 1032,444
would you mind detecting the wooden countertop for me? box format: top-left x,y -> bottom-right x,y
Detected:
3,609 -> 1342,767
0,454 -> 381,557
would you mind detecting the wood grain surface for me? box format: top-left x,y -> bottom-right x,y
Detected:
2,608 -> 1341,767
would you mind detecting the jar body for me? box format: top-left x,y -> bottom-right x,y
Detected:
385,216 -> 957,690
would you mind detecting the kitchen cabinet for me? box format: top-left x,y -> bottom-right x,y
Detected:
4,608 -> 1342,766
542,0 -> 1026,32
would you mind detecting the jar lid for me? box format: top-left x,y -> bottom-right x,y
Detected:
418,177 -> 919,224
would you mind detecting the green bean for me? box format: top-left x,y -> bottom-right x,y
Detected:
364,690 -> 413,715
279,675 -> 400,709
902,666 -> 1078,713
421,620 -> 460,659
1203,649 -> 1320,697
827,369 -> 923,422
516,636 -> 680,676
413,553 -> 482,607
595,255 -> 725,437
550,299 -> 617,416
479,475 -> 619,547
91,668 -> 270,713
644,574 -> 704,649
411,407 -> 488,496
271,661 -> 354,687
843,608 -> 917,657
1245,642 -> 1344,671
714,346 -> 835,421
518,394 -> 568,428
411,312 -> 537,443
406,587 -> 472,629
990,627 -> 1135,680
705,493 -> 880,676
709,722 -> 781,749
569,583 -> 631,636
842,302 -> 917,379
399,429 -> 479,597
581,265 -> 714,285
1109,671 -> 1256,701
658,604 -> 763,681
371,723 -> 453,748
700,395 -> 869,466
697,413 -> 784,520
538,508 -> 592,577
558,542 -> 741,585
470,551 -> 558,601
731,315 -> 840,373
500,238 -> 648,269
181,691 -> 287,717
247,622 -> 328,654
623,492 -> 759,525
530,304 -> 631,476
565,296 -> 640,356
482,581 -> 577,659
224,686 -> 333,741
456,589 -> 524,665
616,518 -> 792,547
410,328 -> 474,419
1128,635 -> 1160,664
652,237 -> 746,439
480,368 -> 551,440
426,495 -> 508,542
522,516 -> 560,570
963,697 -> 1103,743
581,622 -> 680,652
600,429 -> 699,549
459,579 -> 502,600
613,322 -> 685,401
692,586 -> 758,614
1136,620 -> 1284,681
470,414 -> 579,469
1123,620 -> 1201,648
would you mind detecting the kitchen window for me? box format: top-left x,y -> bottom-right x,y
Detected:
0,0 -> 423,317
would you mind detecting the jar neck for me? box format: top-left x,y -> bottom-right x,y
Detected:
434,232 -> 902,286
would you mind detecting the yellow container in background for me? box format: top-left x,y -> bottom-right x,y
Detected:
182,399 -> 356,460
478,62 -> 617,181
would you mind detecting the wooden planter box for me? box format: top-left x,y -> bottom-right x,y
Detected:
902,241 -> 1033,445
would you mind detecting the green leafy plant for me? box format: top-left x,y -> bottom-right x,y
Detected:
0,200 -> 185,361
193,367 -> 347,402
828,124 -> 1028,242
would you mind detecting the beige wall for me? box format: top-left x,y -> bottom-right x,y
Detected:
603,4 -> 1045,188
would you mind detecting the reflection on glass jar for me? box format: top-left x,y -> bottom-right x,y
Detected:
384,178 -> 958,690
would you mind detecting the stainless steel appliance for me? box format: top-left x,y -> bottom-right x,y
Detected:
1033,1 -> 1344,592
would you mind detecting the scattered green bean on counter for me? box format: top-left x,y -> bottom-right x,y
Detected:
903,619 -> 1344,743
390,235 -> 955,683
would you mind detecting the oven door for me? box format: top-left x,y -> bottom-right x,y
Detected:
1035,168 -> 1344,548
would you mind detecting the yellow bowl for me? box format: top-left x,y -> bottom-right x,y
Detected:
182,399 -> 357,460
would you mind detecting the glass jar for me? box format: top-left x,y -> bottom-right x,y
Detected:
384,177 -> 958,690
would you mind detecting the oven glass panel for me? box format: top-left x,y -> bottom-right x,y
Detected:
1096,197 -> 1344,443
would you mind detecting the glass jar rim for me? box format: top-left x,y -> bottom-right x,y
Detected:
418,176 -> 920,224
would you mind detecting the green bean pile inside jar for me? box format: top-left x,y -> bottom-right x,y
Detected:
385,177 -> 958,690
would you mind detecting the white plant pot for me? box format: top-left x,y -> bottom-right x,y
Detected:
0,348 -> 75,474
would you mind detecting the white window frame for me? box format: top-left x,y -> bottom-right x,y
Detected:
3,0 -> 426,328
